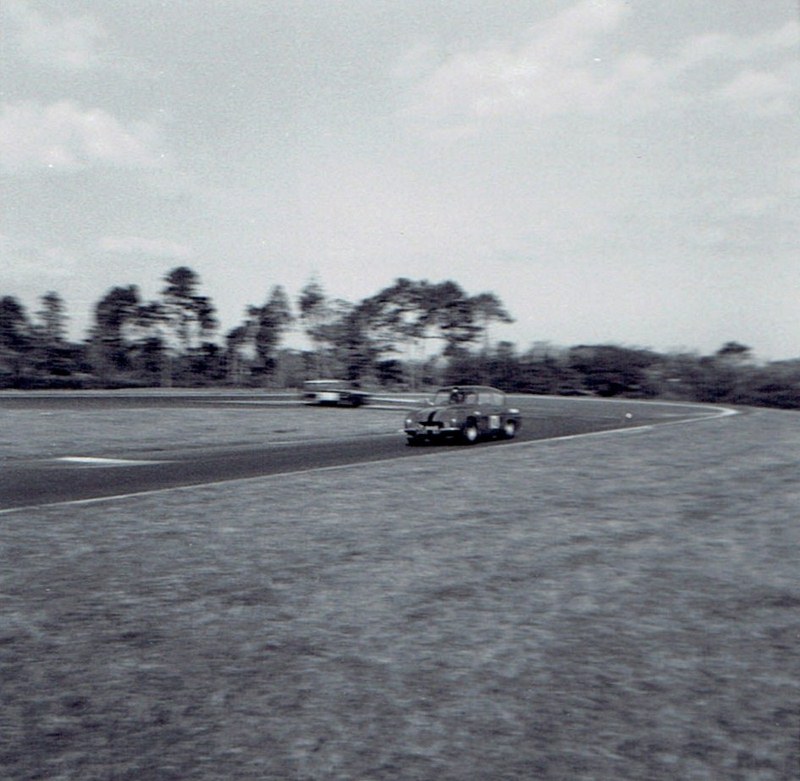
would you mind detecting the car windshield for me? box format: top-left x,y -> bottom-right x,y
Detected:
433,389 -> 478,405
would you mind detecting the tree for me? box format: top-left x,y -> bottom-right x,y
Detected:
252,285 -> 294,378
30,291 -> 77,378
298,296 -> 356,379
124,300 -> 168,384
361,277 -> 424,356
693,342 -> 755,402
298,277 -> 328,373
486,340 -> 521,389
516,343 -> 571,394
160,266 -> 217,353
568,345 -> 661,397
223,286 -> 295,384
716,341 -> 752,362
89,285 -> 142,378
186,341 -> 225,384
157,267 -> 217,385
298,278 -> 326,333
375,358 -> 405,387
424,280 -> 483,356
736,360 -> 800,409
471,291 -> 514,349
0,296 -> 30,350
36,291 -> 67,345
359,278 -> 514,359
224,324 -> 252,385
339,306 -> 378,382
0,296 -> 32,385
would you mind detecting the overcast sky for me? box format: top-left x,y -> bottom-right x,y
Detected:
2,0 -> 798,359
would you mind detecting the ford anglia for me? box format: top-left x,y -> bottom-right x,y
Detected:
403,386 -> 521,445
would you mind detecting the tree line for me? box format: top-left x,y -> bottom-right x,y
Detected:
2,266 -> 799,409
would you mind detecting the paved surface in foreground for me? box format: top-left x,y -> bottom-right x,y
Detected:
0,394 -> 726,510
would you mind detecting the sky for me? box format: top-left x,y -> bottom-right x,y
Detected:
1,0 -> 799,360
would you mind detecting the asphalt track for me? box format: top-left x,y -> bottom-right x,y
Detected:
0,393 -> 732,511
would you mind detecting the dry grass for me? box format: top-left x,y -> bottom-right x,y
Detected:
1,405 -> 799,779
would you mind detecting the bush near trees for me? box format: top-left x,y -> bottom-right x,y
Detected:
1,270 -> 799,410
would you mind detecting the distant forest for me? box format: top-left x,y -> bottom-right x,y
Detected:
2,266 -> 799,409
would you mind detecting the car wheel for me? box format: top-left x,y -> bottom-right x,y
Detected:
461,420 -> 480,444
406,435 -> 421,446
502,420 -> 517,439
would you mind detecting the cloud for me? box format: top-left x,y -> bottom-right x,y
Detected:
0,101 -> 162,171
716,64 -> 798,116
525,0 -> 631,60
98,236 -> 193,259
2,0 -> 107,71
675,20 -> 800,68
675,20 -> 799,116
399,1 -> 799,133
738,18 -> 800,56
398,0 -> 634,131
0,234 -> 78,282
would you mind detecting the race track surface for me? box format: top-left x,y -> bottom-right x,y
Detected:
0,393 -> 729,510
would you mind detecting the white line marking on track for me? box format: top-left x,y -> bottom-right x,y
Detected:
1,404 -> 739,514
500,405 -> 738,448
55,456 -> 166,466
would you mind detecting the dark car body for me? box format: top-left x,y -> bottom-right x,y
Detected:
301,379 -> 370,407
403,386 -> 521,444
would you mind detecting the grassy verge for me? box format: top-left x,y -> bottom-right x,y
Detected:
0,405 -> 403,462
2,407 -> 799,780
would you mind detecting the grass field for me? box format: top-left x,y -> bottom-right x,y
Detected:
2,401 -> 799,780
0,400 -> 403,462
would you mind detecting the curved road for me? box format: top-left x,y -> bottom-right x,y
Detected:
0,394 -> 731,511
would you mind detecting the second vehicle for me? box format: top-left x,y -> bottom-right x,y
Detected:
302,379 -> 370,407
